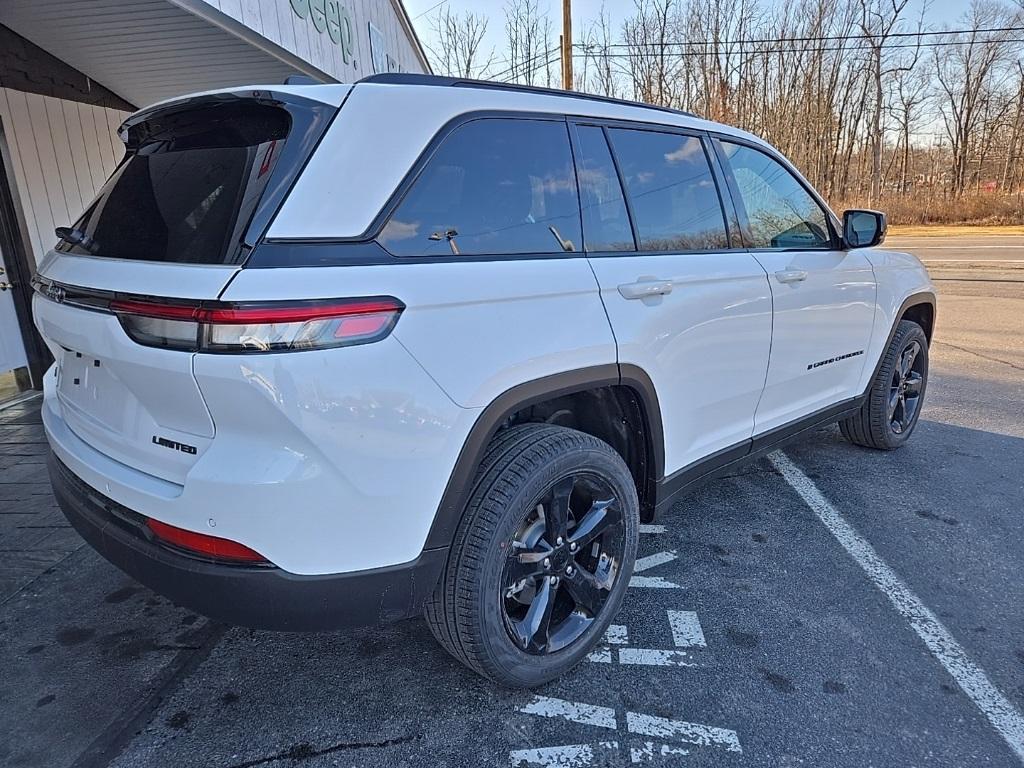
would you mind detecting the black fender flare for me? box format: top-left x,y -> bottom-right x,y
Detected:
422,363 -> 664,550
863,291 -> 936,391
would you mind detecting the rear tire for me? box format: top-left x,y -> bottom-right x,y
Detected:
425,424 -> 639,687
840,319 -> 929,450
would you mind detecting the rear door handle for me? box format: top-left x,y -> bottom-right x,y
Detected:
774,269 -> 808,284
617,279 -> 674,300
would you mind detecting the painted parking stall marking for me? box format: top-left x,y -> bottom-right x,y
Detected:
519,696 -> 617,730
510,525 -> 742,766
587,611 -> 703,667
769,450 -> 1024,764
513,696 -> 742,766
667,610 -> 706,648
508,741 -> 620,766
629,549 -> 682,589
639,524 -> 666,534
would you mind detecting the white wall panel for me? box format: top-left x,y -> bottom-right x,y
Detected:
0,89 -> 129,268
196,0 -> 429,82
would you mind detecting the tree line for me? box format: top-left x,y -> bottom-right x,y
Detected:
426,0 -> 1024,223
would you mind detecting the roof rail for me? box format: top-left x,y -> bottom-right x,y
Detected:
283,74 -> 322,86
357,73 -> 696,119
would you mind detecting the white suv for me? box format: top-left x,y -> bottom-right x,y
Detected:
33,74 -> 934,687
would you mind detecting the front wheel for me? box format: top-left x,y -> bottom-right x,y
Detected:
840,319 -> 929,450
425,424 -> 639,687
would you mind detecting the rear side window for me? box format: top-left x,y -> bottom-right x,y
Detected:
720,141 -> 831,249
607,129 -> 728,252
379,118 -> 582,257
574,125 -> 634,252
60,101 -> 302,265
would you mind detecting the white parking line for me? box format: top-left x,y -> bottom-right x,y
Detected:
630,742 -> 691,763
519,696 -> 617,729
668,610 -> 707,647
629,549 -> 682,588
516,697 -> 743,760
769,451 -> 1024,764
639,524 -> 666,534
618,648 -> 696,667
508,741 -> 618,766
628,575 -> 682,589
605,625 -> 629,645
634,550 -> 677,572
626,712 -> 742,752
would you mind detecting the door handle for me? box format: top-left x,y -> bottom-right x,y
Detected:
774,269 -> 808,284
618,279 -> 673,300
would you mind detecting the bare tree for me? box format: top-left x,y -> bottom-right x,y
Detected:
579,3 -> 621,97
858,0 -> 915,202
934,1 -> 1018,195
479,0 -> 1024,220
889,60 -> 931,193
503,0 -> 555,85
427,8 -> 495,79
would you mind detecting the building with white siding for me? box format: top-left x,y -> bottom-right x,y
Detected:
0,0 -> 429,402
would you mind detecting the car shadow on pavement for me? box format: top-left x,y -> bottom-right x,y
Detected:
4,403 -> 1023,768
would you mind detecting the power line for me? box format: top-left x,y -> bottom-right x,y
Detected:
583,25 -> 1024,49
573,36 -> 1024,58
413,0 -> 449,21
489,45 -> 560,81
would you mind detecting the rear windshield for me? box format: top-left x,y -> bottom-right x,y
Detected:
60,101 -> 294,265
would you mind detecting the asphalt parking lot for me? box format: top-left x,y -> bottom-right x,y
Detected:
2,235 -> 1022,768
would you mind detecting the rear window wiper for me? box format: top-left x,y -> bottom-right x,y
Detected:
55,227 -> 98,254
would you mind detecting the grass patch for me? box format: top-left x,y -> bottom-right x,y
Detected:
887,224 -> 1024,237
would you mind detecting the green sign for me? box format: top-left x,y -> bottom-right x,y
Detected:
290,0 -> 355,63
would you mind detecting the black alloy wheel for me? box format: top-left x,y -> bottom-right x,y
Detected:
500,473 -> 624,654
889,338 -> 925,435
425,423 -> 639,687
839,319 -> 929,450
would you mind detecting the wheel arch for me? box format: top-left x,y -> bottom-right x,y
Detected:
863,291 -> 936,393
900,298 -> 935,345
424,364 -> 665,550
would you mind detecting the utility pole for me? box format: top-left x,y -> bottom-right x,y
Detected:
561,0 -> 572,90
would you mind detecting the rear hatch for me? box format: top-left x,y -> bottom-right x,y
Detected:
33,87 -> 345,485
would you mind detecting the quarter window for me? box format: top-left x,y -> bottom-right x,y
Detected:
379,118 -> 582,257
574,125 -> 634,252
720,142 -> 831,249
606,128 -> 728,252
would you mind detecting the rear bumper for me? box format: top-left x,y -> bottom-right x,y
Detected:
48,452 -> 447,631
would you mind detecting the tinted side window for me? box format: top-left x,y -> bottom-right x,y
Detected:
379,119 -> 581,257
721,142 -> 830,249
606,128 -> 728,252
574,125 -> 634,252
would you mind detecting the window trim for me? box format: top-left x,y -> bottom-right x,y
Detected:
566,121 -> 638,253
710,134 -> 842,252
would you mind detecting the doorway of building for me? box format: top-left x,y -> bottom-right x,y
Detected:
0,120 -> 49,405
0,238 -> 30,402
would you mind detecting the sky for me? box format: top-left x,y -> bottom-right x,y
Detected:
402,0 -> 976,73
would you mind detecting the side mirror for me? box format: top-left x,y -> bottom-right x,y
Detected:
842,209 -> 887,249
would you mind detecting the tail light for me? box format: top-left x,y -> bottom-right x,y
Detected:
146,518 -> 268,563
108,297 -> 404,353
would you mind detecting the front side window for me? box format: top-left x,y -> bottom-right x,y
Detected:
721,142 -> 831,249
379,118 -> 582,257
606,128 -> 728,252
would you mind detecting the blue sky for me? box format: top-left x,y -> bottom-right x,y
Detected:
404,0 -> 975,69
